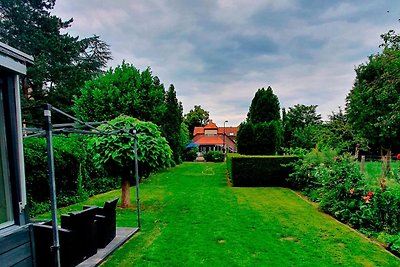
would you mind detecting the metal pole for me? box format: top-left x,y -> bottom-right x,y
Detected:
133,129 -> 141,228
223,120 -> 228,154
44,104 -> 60,267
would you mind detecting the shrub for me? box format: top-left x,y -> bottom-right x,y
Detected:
203,151 -> 224,162
289,148 -> 400,255
24,135 -> 119,216
182,147 -> 198,161
226,154 -> 297,186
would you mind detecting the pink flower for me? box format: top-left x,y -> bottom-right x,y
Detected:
338,178 -> 343,182
349,188 -> 354,194
363,196 -> 371,203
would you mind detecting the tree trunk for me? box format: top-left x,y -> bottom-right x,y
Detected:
121,178 -> 131,208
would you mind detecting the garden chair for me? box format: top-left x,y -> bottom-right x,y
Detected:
84,197 -> 119,248
61,206 -> 98,264
33,221 -> 76,267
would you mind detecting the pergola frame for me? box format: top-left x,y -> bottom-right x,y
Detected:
24,104 -> 141,267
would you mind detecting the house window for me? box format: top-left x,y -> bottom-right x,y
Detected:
0,80 -> 13,227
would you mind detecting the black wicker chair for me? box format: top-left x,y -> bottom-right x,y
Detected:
33,221 -> 76,267
84,197 -> 119,248
60,206 -> 98,263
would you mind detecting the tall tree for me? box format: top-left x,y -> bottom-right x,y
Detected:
346,30 -> 400,153
238,86 -> 283,155
317,108 -> 364,154
161,84 -> 184,164
247,86 -> 280,123
74,62 -> 166,123
0,0 -> 111,121
282,104 -> 322,148
184,105 -> 209,137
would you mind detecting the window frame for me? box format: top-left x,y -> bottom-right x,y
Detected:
0,79 -> 15,228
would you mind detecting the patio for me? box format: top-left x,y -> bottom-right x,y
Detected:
77,227 -> 139,267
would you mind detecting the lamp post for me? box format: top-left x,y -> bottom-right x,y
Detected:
223,120 -> 228,154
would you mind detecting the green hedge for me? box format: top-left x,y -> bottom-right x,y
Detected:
226,153 -> 297,187
24,136 -> 120,216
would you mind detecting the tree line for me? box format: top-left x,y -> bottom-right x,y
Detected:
0,0 -> 208,165
237,29 -> 400,157
3,0 -> 400,160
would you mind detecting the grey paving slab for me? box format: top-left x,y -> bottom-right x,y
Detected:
77,227 -> 139,267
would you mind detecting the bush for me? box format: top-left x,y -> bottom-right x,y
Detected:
182,147 -> 198,161
24,135 -> 119,216
226,154 -> 297,186
203,151 -> 224,162
289,148 -> 400,255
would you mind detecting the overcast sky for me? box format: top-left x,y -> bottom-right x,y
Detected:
53,0 -> 400,127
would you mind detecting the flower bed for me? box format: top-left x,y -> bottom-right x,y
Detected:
288,148 -> 400,255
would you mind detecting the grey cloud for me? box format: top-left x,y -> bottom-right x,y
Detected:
53,0 -> 400,126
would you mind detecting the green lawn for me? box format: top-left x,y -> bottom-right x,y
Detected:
99,162 -> 398,266
37,162 -> 400,266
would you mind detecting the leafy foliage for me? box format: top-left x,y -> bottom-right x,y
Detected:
237,87 -> 283,155
23,135 -> 119,216
89,115 -> 172,179
203,150 -> 224,162
236,122 -> 256,154
182,147 -> 198,162
288,148 -> 400,254
346,30 -> 400,153
0,0 -> 111,121
282,104 -> 322,149
247,86 -> 280,123
74,62 -> 165,124
161,84 -> 185,164
184,105 -> 210,137
317,108 -> 365,154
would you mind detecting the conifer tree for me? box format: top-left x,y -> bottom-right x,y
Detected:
247,86 -> 280,123
161,84 -> 185,163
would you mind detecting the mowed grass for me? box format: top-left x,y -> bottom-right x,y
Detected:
90,162 -> 398,266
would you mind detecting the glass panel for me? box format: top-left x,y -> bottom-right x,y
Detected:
0,79 -> 13,226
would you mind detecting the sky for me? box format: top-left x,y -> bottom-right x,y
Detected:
53,0 -> 400,127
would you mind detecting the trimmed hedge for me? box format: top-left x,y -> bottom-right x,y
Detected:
226,153 -> 297,187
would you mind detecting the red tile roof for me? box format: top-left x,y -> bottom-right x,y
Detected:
204,121 -> 218,129
194,135 -> 224,145
193,127 -> 204,135
217,126 -> 238,136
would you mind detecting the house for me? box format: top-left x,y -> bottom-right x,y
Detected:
192,120 -> 238,153
0,42 -> 34,266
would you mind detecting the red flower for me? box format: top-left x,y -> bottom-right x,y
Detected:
397,153 -> 400,160
368,191 -> 373,197
363,196 -> 371,203
349,188 -> 354,194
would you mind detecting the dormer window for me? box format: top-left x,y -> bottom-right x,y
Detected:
205,129 -> 217,136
